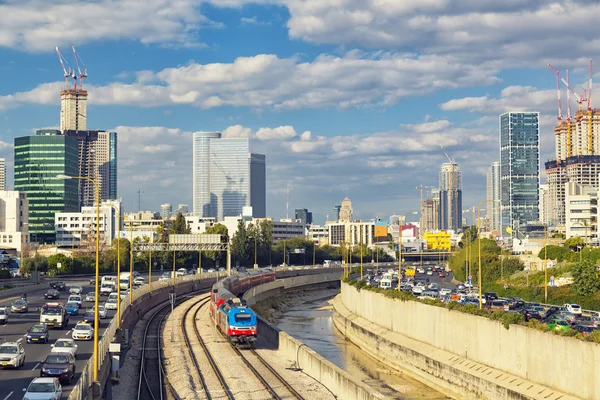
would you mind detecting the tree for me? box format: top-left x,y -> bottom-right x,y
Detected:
571,259 -> 600,295
170,213 -> 191,234
537,245 -> 571,262
203,223 -> 229,267
47,254 -> 72,275
459,226 -> 478,249
564,236 -> 585,250
231,219 -> 251,265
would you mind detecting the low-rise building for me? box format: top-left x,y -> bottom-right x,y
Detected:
55,200 -> 121,246
424,231 -> 452,251
0,191 -> 29,254
565,182 -> 597,242
327,221 -> 374,247
307,224 -> 328,246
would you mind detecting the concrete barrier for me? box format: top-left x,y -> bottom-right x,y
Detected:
245,273 -> 386,400
336,283 -> 591,400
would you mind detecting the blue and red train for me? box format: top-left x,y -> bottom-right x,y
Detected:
209,269 -> 276,347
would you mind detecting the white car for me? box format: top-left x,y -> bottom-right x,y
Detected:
69,285 -> 83,295
22,377 -> 62,400
67,295 -> 82,308
417,268 -> 425,274
93,305 -> 107,319
51,338 -> 78,357
439,288 -> 452,296
564,303 -> 583,315
158,275 -> 169,281
105,298 -> 118,310
134,276 -> 145,286
0,306 -> 8,324
85,292 -> 95,302
426,270 -> 433,276
100,283 -> 115,296
0,341 -> 25,368
72,322 -> 93,340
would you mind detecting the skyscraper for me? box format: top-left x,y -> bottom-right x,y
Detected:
500,112 -> 540,230
0,158 -> 5,191
160,203 -> 172,219
63,129 -> 118,207
295,208 -> 313,227
339,197 -> 353,222
60,89 -> 87,131
332,205 -> 341,222
14,131 -> 79,243
486,161 -> 501,233
192,132 -> 266,220
438,162 -> 462,231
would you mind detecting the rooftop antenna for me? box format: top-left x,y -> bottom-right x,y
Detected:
137,190 -> 144,212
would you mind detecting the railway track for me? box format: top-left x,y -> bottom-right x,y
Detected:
233,347 -> 305,400
181,297 -> 234,400
138,292 -> 207,400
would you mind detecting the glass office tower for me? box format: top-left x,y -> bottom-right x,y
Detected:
14,131 -> 79,243
500,112 -> 540,231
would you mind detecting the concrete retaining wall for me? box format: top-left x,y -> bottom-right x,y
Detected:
245,273 -> 386,400
338,283 -> 596,400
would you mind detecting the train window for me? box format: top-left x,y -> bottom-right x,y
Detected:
234,313 -> 252,322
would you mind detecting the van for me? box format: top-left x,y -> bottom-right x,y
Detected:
100,282 -> 115,296
379,279 -> 392,290
101,276 -> 117,285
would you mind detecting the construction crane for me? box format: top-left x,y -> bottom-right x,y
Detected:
588,59 -> 594,153
547,64 -> 563,121
55,47 -> 73,89
71,45 -> 87,90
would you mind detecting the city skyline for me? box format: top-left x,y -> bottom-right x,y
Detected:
0,1 -> 597,220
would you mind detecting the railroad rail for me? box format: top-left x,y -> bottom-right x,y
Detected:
233,347 -> 305,400
181,297 -> 233,400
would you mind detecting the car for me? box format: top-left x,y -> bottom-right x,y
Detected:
158,275 -> 169,281
0,342 -> 25,368
484,292 -> 498,302
0,307 -> 7,324
574,325 -> 596,335
438,272 -> 446,278
22,377 -> 63,400
82,309 -> 97,323
89,277 -> 96,285
85,292 -> 95,302
65,302 -> 79,316
417,267 -> 425,274
40,352 -> 76,384
69,285 -> 83,295
44,289 -> 60,300
563,303 -> 583,315
95,304 -> 107,319
100,283 -> 115,296
522,308 -> 543,322
439,288 -> 452,296
72,322 -> 93,340
508,297 -> 525,310
27,324 -> 50,344
490,300 -> 510,312
67,295 -> 82,308
207,268 -> 216,273
426,270 -> 433,276
134,276 -> 145,286
547,318 -> 571,331
51,339 -> 78,357
49,281 -> 66,291
11,299 -> 28,313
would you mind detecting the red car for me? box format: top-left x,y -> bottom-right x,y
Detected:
438,272 -> 446,278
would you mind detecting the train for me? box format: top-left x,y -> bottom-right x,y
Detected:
209,269 -> 277,347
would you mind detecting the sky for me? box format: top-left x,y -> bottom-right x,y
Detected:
0,0 -> 598,224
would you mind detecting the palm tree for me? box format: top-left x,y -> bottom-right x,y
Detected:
576,218 -> 591,246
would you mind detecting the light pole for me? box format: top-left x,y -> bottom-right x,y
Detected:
313,241 -> 316,268
544,222 -> 548,302
398,211 -> 418,290
56,174 -> 100,382
108,204 -> 121,327
477,199 -> 499,309
172,232 -> 177,287
128,217 -> 133,304
360,225 -> 363,281
250,236 -> 258,269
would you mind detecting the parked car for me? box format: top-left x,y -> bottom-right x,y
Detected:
574,325 -> 596,335
44,289 -> 60,300
563,304 -> 583,315
51,339 -> 78,357
490,300 -> 510,312
22,377 -> 62,400
0,307 -> 8,324
547,318 -> 571,332
26,324 -> 50,343
0,341 -> 25,368
508,297 -> 525,310
522,308 -> 543,322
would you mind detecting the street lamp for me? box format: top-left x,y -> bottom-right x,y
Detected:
477,199 -> 499,309
398,211 -> 418,290
249,236 -> 258,269
128,217 -> 134,304
56,174 -> 100,382
108,204 -> 121,327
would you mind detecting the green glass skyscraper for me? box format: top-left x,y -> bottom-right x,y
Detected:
14,130 -> 79,244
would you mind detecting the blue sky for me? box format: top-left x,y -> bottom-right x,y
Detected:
0,0 -> 598,223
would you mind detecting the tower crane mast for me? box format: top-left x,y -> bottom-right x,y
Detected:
55,47 -> 72,89
548,64 -> 563,121
71,45 -> 88,89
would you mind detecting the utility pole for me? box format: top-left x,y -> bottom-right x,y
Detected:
137,190 -> 143,212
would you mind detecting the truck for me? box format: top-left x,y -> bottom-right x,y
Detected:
40,302 -> 69,329
119,272 -> 131,290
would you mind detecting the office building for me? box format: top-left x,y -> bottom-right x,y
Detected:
307,224 -> 328,246
486,161 -> 501,233
438,162 -> 462,231
271,219 -> 305,243
175,204 -> 189,216
327,221 -> 374,247
339,197 -> 353,222
192,132 -> 266,220
332,205 -> 341,222
564,182 -> 597,241
55,199 -> 121,246
160,203 -> 172,219
421,193 -> 440,232
295,208 -> 313,227
14,131 -> 79,243
0,191 -> 29,253
63,130 -> 118,207
500,112 -> 540,231
60,89 -> 87,131
0,158 -> 5,191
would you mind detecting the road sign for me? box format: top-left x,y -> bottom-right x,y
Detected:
57,262 -> 62,270
550,275 -> 555,286
467,278 -> 472,286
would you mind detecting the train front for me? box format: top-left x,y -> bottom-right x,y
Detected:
226,306 -> 257,347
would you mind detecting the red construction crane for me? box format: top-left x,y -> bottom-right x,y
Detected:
589,59 -> 593,111
71,45 -> 88,90
548,64 -> 563,121
55,47 -> 72,89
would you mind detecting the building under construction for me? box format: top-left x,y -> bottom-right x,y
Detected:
546,60 -> 600,225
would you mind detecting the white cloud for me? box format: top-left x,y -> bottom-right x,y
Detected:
1,52 -> 501,111
255,126 -> 298,140
241,16 -> 271,26
0,0 -> 220,51
222,125 -> 252,138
